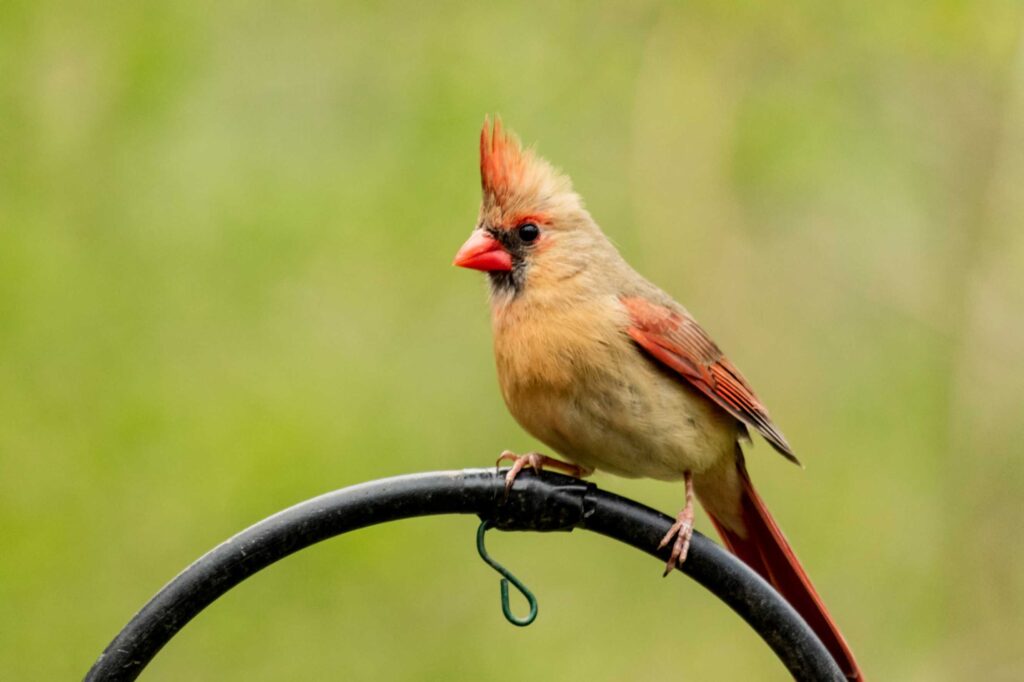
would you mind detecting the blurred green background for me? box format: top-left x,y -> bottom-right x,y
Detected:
2,1 -> 1023,679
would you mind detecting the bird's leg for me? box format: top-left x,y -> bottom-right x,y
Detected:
658,471 -> 695,576
496,450 -> 593,496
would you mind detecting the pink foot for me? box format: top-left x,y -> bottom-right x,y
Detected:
658,471 -> 695,576
496,451 -> 592,496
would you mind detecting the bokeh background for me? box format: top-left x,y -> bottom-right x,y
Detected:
3,2 -> 1023,679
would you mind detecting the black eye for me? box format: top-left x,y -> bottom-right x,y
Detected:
517,223 -> 540,243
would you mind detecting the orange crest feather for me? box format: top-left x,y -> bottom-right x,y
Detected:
480,115 -> 529,199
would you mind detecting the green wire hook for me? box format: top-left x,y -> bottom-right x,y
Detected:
476,520 -> 538,627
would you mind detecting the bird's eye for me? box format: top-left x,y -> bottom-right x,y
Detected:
517,223 -> 540,243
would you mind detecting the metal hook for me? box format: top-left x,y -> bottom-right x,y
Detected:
476,520 -> 538,627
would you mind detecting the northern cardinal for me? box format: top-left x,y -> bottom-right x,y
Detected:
454,117 -> 862,680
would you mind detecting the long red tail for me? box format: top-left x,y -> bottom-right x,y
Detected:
706,461 -> 863,680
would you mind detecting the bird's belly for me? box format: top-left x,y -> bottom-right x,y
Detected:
506,360 -> 736,481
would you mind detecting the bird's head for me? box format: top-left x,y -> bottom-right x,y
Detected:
454,117 -> 601,304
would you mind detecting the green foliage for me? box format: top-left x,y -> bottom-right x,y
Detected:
1,2 -> 1022,679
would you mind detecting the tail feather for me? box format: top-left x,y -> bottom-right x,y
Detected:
706,460 -> 863,681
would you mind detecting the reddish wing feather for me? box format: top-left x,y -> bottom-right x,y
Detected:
622,296 -> 862,678
621,296 -> 798,463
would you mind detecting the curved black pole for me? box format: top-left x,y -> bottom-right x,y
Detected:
85,468 -> 844,681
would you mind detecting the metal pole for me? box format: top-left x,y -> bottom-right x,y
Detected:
84,468 -> 844,681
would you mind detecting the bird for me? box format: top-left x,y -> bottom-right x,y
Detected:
453,116 -> 862,680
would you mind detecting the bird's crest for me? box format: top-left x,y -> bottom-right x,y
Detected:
479,116 -> 575,216
480,115 -> 528,199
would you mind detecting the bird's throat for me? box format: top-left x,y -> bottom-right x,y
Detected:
487,264 -> 525,299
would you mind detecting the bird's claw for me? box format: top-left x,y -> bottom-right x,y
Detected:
496,451 -> 591,498
659,510 -> 695,576
659,471 -> 695,576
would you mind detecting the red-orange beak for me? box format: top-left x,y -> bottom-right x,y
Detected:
453,230 -> 513,272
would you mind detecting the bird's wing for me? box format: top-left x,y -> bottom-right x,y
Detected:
621,296 -> 798,463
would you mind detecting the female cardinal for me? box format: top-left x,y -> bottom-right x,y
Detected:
454,117 -> 862,680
